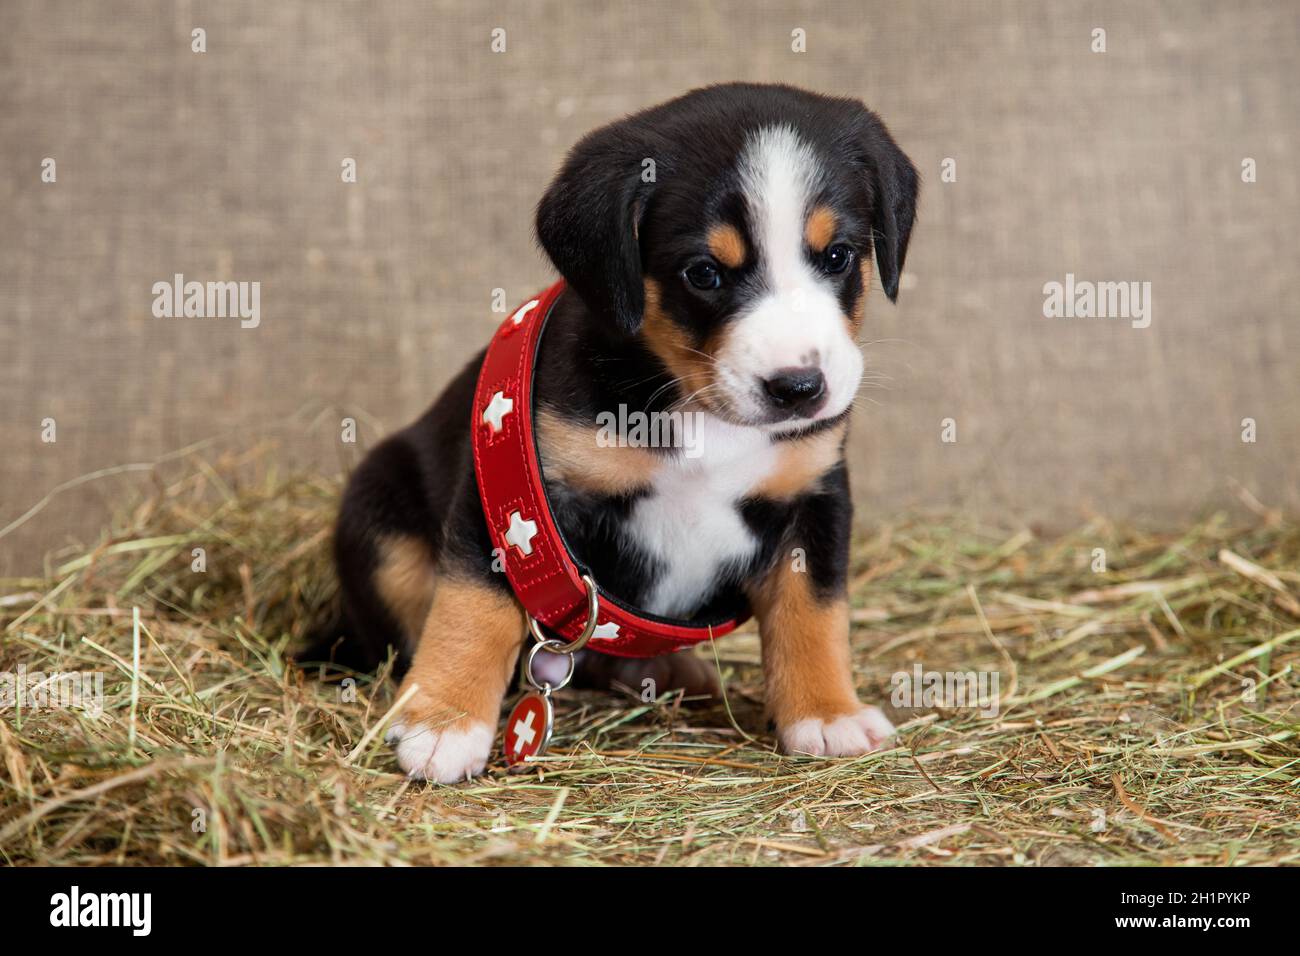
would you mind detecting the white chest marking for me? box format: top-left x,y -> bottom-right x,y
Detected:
627,415 -> 778,618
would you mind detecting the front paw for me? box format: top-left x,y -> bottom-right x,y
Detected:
779,705 -> 896,757
384,694 -> 494,783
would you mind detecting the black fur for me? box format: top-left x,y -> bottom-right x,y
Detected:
306,83 -> 917,674
538,83 -> 918,346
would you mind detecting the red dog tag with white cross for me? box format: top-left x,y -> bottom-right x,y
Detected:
504,690 -> 553,766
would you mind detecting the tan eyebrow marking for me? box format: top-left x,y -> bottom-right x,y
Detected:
804,205 -> 837,252
706,223 -> 748,269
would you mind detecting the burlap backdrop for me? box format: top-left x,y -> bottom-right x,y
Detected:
2,0 -> 1297,575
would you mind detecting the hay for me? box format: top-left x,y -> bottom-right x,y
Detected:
2,450 -> 1298,866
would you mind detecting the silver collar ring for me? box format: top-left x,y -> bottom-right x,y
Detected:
525,572 -> 599,655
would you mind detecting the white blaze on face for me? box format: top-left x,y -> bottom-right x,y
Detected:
713,124 -> 864,426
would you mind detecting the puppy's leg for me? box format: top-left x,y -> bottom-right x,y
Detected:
748,558 -> 894,757
385,572 -> 525,782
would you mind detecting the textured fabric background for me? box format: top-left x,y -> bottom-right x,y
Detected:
2,0 -> 1297,575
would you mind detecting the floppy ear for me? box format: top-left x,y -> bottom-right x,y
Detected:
536,122 -> 658,334
856,111 -> 919,302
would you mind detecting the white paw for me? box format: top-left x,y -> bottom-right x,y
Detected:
384,719 -> 494,783
780,705 -> 896,757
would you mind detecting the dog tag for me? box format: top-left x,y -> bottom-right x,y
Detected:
503,690 -> 553,766
503,638 -> 573,769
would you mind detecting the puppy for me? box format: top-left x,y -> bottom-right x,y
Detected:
309,83 -> 919,782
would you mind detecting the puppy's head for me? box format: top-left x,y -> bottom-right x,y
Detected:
537,83 -> 918,430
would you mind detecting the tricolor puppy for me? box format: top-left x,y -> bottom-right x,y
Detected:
309,83 -> 919,782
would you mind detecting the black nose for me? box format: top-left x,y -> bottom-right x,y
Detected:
762,367 -> 827,415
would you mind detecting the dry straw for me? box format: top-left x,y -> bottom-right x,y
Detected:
1,449 -> 1297,865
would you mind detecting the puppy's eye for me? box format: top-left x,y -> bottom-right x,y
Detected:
821,244 -> 854,275
684,261 -> 722,291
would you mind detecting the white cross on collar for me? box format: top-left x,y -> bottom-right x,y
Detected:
482,390 -> 514,433
510,299 -> 540,326
504,511 -> 539,556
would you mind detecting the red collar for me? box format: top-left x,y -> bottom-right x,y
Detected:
471,280 -> 746,658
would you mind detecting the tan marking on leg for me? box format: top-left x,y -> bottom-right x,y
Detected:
706,223 -> 747,268
804,205 -> 837,252
389,574 -> 526,780
747,563 -> 860,733
750,420 -> 847,500
401,575 -> 525,726
374,535 -> 436,649
537,408 -> 662,495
